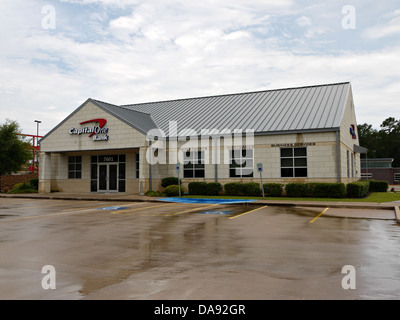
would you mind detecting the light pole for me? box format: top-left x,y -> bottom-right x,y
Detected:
372,149 -> 376,180
372,150 -> 376,168
34,120 -> 41,174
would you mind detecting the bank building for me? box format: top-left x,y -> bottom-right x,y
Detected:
39,82 -> 365,194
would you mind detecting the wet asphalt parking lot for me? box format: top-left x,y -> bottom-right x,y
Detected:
0,198 -> 399,300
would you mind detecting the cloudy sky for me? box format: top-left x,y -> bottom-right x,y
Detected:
1,0 -> 399,136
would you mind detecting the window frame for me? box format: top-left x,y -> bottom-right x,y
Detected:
183,150 -> 205,178
68,156 -> 82,179
229,148 -> 254,178
135,153 -> 140,179
280,147 -> 308,178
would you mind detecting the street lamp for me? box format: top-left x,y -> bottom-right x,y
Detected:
34,120 -> 41,173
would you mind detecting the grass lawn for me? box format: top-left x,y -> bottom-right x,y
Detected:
182,192 -> 400,203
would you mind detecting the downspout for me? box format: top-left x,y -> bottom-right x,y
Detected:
149,140 -> 153,191
336,130 -> 341,183
214,138 -> 218,182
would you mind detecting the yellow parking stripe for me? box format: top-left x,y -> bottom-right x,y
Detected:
111,203 -> 174,214
166,204 -> 220,216
228,205 -> 268,220
309,207 -> 330,223
14,200 -> 92,210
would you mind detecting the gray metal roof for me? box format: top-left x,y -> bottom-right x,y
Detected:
41,82 -> 351,142
91,99 -> 157,135
118,82 -> 351,136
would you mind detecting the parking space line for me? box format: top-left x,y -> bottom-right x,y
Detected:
228,205 -> 268,220
111,203 -> 174,214
165,204 -> 220,216
0,207 -> 100,222
309,207 -> 330,223
62,202 -> 141,212
11,200 -> 95,210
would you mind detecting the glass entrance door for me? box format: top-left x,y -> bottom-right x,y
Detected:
98,164 -> 118,192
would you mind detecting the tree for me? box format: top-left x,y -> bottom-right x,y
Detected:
358,117 -> 400,167
0,120 -> 32,191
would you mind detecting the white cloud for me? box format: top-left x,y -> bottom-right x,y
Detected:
363,10 -> 400,39
0,0 -> 399,134
296,16 -> 311,27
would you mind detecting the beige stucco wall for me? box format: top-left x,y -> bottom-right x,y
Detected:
144,130 -> 341,192
339,88 -> 361,183
40,101 -> 147,152
39,100 -> 147,193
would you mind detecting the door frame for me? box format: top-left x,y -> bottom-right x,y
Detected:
98,163 -> 119,193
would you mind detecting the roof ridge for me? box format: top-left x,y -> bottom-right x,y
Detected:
120,82 -> 351,107
91,98 -> 153,115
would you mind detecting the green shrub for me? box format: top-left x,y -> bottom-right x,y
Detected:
369,180 -> 388,192
285,183 -> 308,197
241,182 -> 261,196
7,188 -> 38,194
306,183 -> 319,197
224,183 -> 243,196
7,182 -> 38,194
188,182 -> 207,195
312,183 -> 346,198
12,182 -> 31,190
29,178 -> 39,190
164,185 -> 184,197
347,181 -> 370,198
262,183 -> 283,197
145,190 -> 161,197
205,182 -> 223,195
161,177 -> 181,188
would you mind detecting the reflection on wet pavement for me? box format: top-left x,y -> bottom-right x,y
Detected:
0,199 -> 399,300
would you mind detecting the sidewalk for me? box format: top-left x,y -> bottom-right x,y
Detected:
0,192 -> 397,210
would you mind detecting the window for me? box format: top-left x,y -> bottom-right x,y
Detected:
280,147 -> 307,178
395,173 -> 400,182
351,152 -> 354,178
361,173 -> 372,180
68,156 -> 82,179
136,153 -> 140,179
183,151 -> 205,178
118,156 -> 126,192
229,149 -> 254,178
90,156 -> 97,192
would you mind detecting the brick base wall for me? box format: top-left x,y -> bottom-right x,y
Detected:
0,173 -> 38,192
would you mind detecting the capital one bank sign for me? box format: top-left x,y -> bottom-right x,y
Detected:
69,118 -> 109,141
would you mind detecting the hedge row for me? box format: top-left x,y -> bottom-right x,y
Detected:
369,180 -> 389,192
346,181 -> 370,198
188,182 -> 223,196
189,182 -> 284,197
285,183 -> 346,198
162,176 -> 388,198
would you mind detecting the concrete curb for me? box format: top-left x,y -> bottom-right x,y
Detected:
394,207 -> 400,224
0,193 -> 396,210
0,194 -> 159,203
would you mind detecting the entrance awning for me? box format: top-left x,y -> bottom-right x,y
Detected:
354,144 -> 368,153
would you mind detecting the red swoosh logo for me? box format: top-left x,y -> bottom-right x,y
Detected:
80,118 -> 107,137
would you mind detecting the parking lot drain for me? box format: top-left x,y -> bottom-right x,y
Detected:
98,206 -> 129,210
199,210 -> 234,215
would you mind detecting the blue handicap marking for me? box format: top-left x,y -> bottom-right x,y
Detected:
98,206 -> 129,210
199,210 -> 234,215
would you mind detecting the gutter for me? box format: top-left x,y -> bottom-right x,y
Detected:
336,130 -> 341,183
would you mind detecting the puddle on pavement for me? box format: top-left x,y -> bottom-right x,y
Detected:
190,204 -> 265,218
77,211 -> 240,296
